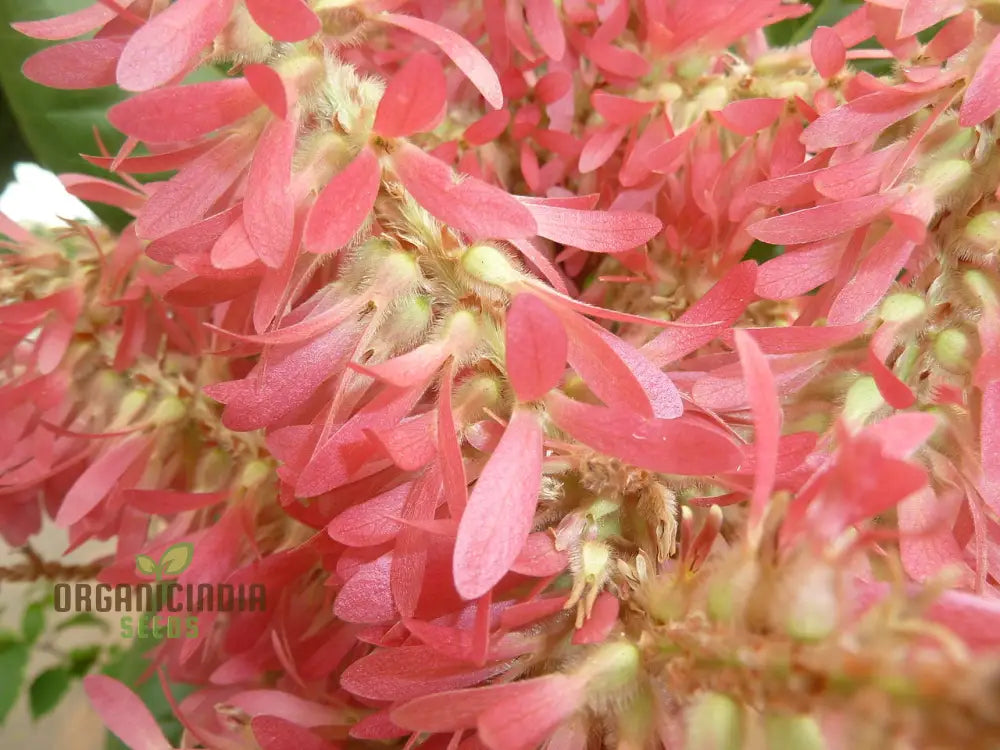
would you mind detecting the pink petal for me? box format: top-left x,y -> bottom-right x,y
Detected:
374,52 -> 447,138
116,0 -> 236,92
22,37 -> 125,89
524,0 -> 566,59
327,482 -> 411,547
227,690 -> 343,727
737,322 -> 865,354
12,4 -> 124,40
591,322 -> 683,418
59,174 -> 144,213
715,98 -> 785,136
734,330 -> 781,528
464,110 -> 511,146
341,645 -> 509,701
897,488 -> 974,586
393,143 -> 536,239
802,90 -> 934,149
811,26 -> 846,78
438,359 -> 469,518
392,675 -> 571,733
520,201 -> 661,253
643,261 -> 757,366
352,341 -> 449,388
546,392 -> 743,475
108,78 -> 259,143
244,63 -> 292,120
478,676 -> 583,750
592,92 -> 655,125
251,716 -> 338,750
137,134 -> 253,240
245,0 -> 320,42
579,124 -> 629,173
392,469 -> 444,618
899,0 -> 964,37
510,532 -> 569,577
981,380 -> 1000,505
83,676 -> 171,750
755,238 -> 842,299
505,293 -> 567,401
571,592 -> 619,644
453,408 -> 543,600
747,192 -> 900,245
382,13 -> 503,109
244,114 -> 297,268
828,227 -> 915,324
959,32 -> 1000,126
334,553 -> 396,624
304,148 -> 381,254
55,435 -> 153,526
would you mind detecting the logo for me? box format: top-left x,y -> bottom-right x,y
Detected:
52,543 -> 266,641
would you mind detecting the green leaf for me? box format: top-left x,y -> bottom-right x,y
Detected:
67,644 -> 102,677
56,612 -> 110,633
135,554 -> 158,577
0,0 -> 133,228
0,642 -> 29,725
21,600 -> 45,645
0,629 -> 21,649
158,543 -> 194,577
29,667 -> 71,719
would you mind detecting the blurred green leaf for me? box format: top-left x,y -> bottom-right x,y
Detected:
21,600 -> 46,644
0,0 -> 132,228
56,612 -> 111,633
29,667 -> 71,719
67,644 -> 102,677
0,642 -> 29,724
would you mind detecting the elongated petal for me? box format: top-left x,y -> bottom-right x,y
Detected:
244,63 -> 292,119
520,201 -> 662,253
382,13 -> 503,109
55,435 -> 153,526
393,143 -> 536,239
13,4 -> 124,40
375,52 -> 447,138
304,148 -> 380,254
244,114 -> 297,268
747,192 -> 899,245
245,0 -> 321,42
546,392 -> 742,475
524,0 -> 566,59
755,239 -> 842,300
108,79 -> 259,143
734,330 -> 781,528
802,90 -> 933,150
478,675 -> 583,750
83,676 -> 171,750
960,32 -> 1000,126
251,716 -> 338,750
453,408 -> 543,600
811,26 -> 846,78
327,483 -> 411,547
22,37 -> 125,89
715,98 -> 785,136
505,293 -> 567,401
643,261 -> 757,366
828,227 -> 915,323
117,0 -> 236,91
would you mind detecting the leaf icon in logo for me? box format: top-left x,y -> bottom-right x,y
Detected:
135,554 -> 157,576
158,543 -> 194,577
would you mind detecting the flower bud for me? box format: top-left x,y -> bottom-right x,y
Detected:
920,158 -> 972,197
879,292 -> 925,324
933,328 -> 972,373
783,562 -> 839,642
964,269 -> 1000,311
195,447 -> 233,492
150,396 -> 186,426
685,692 -> 743,750
110,388 -> 150,428
843,376 -> 885,427
764,712 -> 826,750
461,244 -> 522,287
577,641 -> 641,696
239,459 -> 272,490
963,211 -> 1000,254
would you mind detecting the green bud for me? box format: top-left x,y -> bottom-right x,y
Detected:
461,244 -> 522,287
111,389 -> 150,428
150,396 -> 186,426
195,447 -> 232,492
964,269 -> 1000,311
879,292 -> 926,324
685,693 -> 743,750
920,158 -> 971,196
933,328 -> 972,373
784,563 -> 838,642
764,712 -> 826,750
843,376 -> 885,427
578,641 -> 641,695
963,211 -> 1000,253
239,459 -> 271,489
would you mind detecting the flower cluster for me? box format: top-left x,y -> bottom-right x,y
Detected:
5,0 -> 1000,747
